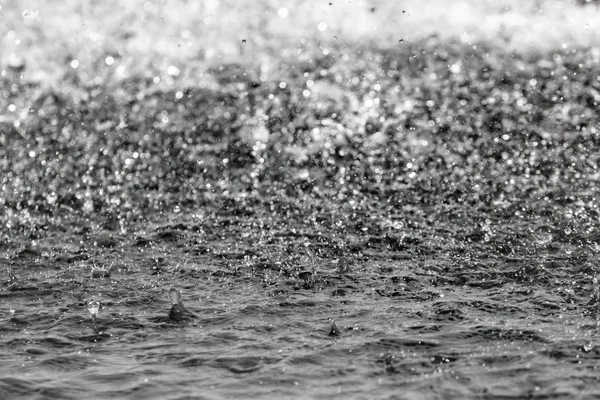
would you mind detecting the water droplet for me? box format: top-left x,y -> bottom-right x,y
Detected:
167,65 -> 180,76
46,192 -> 57,205
7,53 -> 25,71
87,299 -> 100,317
169,288 -> 182,306
278,8 -> 289,18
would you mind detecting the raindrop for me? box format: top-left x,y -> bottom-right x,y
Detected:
278,8 -> 289,18
6,267 -> 18,283
329,318 -> 340,337
46,192 -> 57,205
449,62 -> 462,74
7,53 -> 25,71
22,9 -> 40,21
167,65 -> 180,76
337,257 -> 350,274
87,298 -> 100,319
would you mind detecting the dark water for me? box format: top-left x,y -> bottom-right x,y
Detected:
2,206 -> 600,400
3,33 -> 600,398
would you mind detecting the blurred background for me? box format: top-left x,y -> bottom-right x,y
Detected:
2,0 -> 600,85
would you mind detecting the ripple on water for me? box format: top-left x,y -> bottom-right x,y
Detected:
373,337 -> 441,351
207,355 -> 282,373
38,354 -> 94,372
36,336 -> 77,349
452,325 -> 550,343
3,209 -> 600,400
76,370 -> 176,399
0,377 -> 34,398
66,332 -> 113,343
